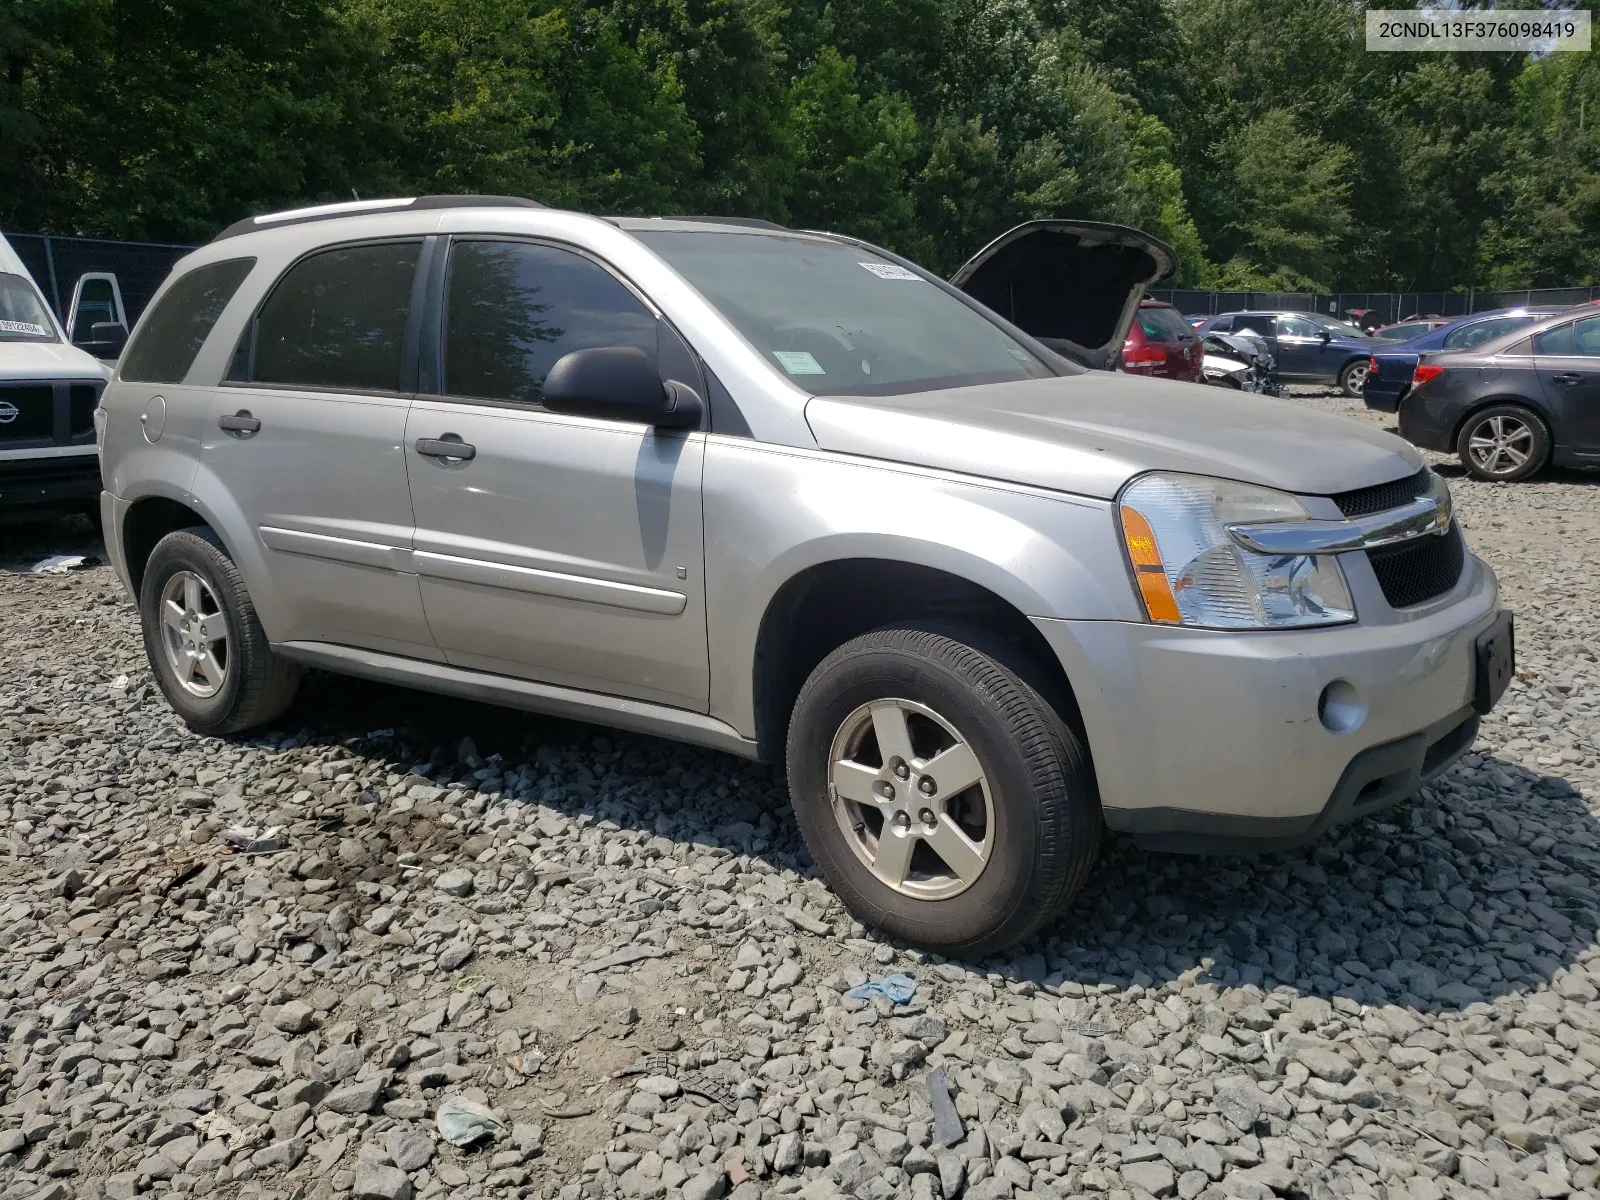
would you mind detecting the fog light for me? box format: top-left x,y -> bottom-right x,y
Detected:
1318,680 -> 1366,733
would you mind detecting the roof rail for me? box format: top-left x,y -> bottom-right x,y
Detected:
655,215 -> 789,232
211,195 -> 546,243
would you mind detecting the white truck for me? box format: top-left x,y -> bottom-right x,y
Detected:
0,232 -> 114,522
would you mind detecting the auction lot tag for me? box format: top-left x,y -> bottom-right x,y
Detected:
773,350 -> 825,375
1366,9 -> 1589,51
0,320 -> 48,336
859,262 -> 922,280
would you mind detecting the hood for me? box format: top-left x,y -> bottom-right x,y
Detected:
0,338 -> 113,380
805,373 -> 1423,501
950,220 -> 1178,371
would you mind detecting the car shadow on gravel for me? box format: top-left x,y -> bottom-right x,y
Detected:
245,669 -> 1600,1019
1050,753 -> 1600,1015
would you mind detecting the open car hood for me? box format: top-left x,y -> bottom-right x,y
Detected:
950,220 -> 1179,371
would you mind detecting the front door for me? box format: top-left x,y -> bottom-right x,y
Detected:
1273,315 -> 1327,379
404,237 -> 709,709
203,238 -> 438,657
1534,313 -> 1600,455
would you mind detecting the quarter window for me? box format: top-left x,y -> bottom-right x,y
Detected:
120,258 -> 255,384
442,240 -> 657,406
241,241 -> 421,392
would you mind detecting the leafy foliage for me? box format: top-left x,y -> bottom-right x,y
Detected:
1,0 -> 1594,287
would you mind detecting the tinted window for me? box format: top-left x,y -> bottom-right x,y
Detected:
1207,315 -> 1233,332
444,240 -> 657,405
1535,315 -> 1600,357
246,242 -> 420,391
72,278 -> 119,340
636,230 -> 1053,397
1136,306 -> 1193,340
1235,314 -> 1273,336
121,258 -> 255,383
1443,315 -> 1529,350
1376,325 -> 1421,341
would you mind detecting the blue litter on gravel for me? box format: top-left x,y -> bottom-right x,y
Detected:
846,973 -> 917,1003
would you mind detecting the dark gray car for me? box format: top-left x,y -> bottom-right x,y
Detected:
1399,307 -> 1600,481
1199,310 -> 1385,397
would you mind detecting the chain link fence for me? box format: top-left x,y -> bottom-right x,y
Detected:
1150,287 -> 1600,322
2,231 -> 194,327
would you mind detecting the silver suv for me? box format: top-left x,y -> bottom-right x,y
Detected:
97,196 -> 1513,955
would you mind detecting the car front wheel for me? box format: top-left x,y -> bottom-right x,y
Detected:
138,527 -> 301,734
1456,404 -> 1550,482
786,622 -> 1099,957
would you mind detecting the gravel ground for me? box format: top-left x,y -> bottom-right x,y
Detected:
3,388 -> 1599,1200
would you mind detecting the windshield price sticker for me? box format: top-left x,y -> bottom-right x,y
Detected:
859,262 -> 923,281
1367,9 -> 1589,51
0,319 -> 48,336
773,350 -> 826,375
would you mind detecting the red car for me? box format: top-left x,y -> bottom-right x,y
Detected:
1120,299 -> 1202,381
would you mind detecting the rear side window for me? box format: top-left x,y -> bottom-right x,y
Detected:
1207,315 -> 1233,332
442,240 -> 657,406
120,258 -> 255,383
238,241 -> 421,392
1235,314 -> 1273,336
1443,316 -> 1528,350
1535,315 -> 1600,357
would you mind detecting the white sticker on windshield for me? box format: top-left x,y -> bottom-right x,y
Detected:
0,320 -> 48,336
773,350 -> 825,375
859,262 -> 922,281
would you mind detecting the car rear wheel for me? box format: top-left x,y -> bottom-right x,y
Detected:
785,622 -> 1099,957
1456,404 -> 1550,482
1338,359 -> 1370,398
139,527 -> 301,734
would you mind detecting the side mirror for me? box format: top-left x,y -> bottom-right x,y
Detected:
542,346 -> 702,429
1318,330 -> 1332,343
76,321 -> 129,360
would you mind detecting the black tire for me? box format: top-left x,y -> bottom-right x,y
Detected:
1338,358 -> 1370,399
138,526 -> 300,735
785,622 -> 1099,957
1455,403 -> 1550,482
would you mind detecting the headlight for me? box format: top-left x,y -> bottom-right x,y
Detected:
1117,472 -> 1355,629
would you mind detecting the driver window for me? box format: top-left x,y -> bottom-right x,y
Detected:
1277,316 -> 1318,338
443,240 -> 658,406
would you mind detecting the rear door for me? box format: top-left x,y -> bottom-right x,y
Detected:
404,236 -> 709,708
203,238 -> 438,657
1534,314 -> 1600,454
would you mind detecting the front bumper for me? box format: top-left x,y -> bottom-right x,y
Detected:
1034,551 -> 1501,853
0,450 -> 102,512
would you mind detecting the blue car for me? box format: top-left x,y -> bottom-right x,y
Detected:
1362,308 -> 1566,413
1195,310 -> 1383,397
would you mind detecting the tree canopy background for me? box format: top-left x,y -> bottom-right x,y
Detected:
2,0 -> 1595,288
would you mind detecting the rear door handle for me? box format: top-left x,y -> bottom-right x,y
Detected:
218,410 -> 261,434
415,436 -> 476,461
1551,373 -> 1585,386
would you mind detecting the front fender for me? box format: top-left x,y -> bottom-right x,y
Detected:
703,438 -> 1141,735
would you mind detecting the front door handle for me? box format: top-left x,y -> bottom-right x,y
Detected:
415,435 -> 476,461
1551,373 -> 1586,386
218,410 -> 261,434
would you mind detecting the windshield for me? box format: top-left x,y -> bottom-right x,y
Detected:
635,230 -> 1056,396
0,273 -> 59,342
1309,314 -> 1365,337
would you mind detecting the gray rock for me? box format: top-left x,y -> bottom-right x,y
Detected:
322,1080 -> 386,1114
387,1126 -> 435,1171
353,1159 -> 415,1200
436,868 -> 474,897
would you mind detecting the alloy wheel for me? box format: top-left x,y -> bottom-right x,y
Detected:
1343,362 -> 1369,395
1466,414 -> 1534,477
158,570 -> 230,698
827,698 -> 993,900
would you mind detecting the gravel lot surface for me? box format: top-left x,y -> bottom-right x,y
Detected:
2,388 -> 1599,1200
